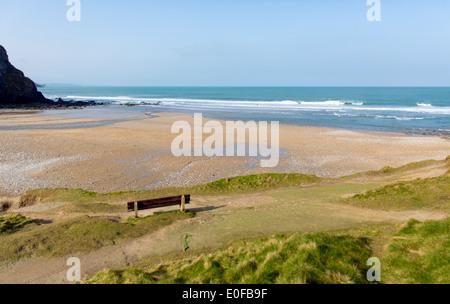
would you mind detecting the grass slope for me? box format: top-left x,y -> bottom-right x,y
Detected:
340,160 -> 440,180
383,218 -> 450,284
87,232 -> 372,284
347,175 -> 450,211
87,218 -> 450,284
54,202 -> 124,214
0,212 -> 194,263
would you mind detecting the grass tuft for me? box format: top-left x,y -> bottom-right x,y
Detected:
0,214 -> 34,234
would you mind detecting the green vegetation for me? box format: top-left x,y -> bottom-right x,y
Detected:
270,182 -> 381,203
124,211 -> 194,225
379,159 -> 440,173
182,233 -> 192,252
0,214 -> 34,234
347,175 -> 450,211
383,218 -> 450,284
341,159 -> 439,180
87,232 -> 372,284
87,218 -> 450,284
55,202 -> 124,214
193,173 -> 323,194
0,212 -> 194,263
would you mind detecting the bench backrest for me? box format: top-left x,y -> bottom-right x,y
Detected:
127,195 -> 190,212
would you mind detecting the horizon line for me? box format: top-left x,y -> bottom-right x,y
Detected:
40,84 -> 450,88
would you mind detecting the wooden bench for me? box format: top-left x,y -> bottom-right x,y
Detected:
127,194 -> 190,218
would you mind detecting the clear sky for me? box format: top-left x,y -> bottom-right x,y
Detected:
1,0 -> 449,86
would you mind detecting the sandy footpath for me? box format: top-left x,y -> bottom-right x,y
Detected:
0,108 -> 449,195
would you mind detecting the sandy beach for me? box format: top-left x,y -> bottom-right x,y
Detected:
0,107 -> 449,196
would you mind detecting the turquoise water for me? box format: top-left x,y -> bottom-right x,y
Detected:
40,86 -> 450,134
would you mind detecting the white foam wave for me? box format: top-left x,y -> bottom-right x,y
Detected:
417,103 -> 432,107
359,106 -> 450,115
279,100 -> 299,105
299,100 -> 344,106
333,113 -> 431,120
61,95 -> 450,114
375,115 -> 425,121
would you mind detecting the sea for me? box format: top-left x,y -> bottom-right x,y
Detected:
39,86 -> 450,135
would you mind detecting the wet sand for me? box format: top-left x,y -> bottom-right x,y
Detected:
0,107 -> 449,195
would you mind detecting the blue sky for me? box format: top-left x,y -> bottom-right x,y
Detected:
1,0 -> 450,86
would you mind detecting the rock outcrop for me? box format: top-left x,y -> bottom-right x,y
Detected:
0,45 -> 52,105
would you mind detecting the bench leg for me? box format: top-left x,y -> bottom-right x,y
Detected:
180,195 -> 186,213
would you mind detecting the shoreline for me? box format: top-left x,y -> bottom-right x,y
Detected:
2,104 -> 449,138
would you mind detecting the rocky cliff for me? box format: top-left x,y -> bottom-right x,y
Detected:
0,45 -> 52,105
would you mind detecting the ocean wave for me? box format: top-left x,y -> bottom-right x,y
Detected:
64,95 -> 365,106
375,115 -> 425,121
59,95 -> 450,114
65,95 -> 300,106
417,103 -> 432,107
359,106 -> 450,115
333,113 -> 360,117
278,100 -> 299,105
333,113 -> 431,120
299,100 -> 344,106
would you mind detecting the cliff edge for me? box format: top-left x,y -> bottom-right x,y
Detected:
0,45 -> 52,105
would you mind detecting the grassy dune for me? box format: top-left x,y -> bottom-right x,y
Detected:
340,159 -> 440,180
193,173 -> 322,193
347,175 -> 450,212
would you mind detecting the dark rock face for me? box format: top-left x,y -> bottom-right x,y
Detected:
0,45 -> 52,105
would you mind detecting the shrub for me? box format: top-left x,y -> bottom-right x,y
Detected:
0,214 -> 34,234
